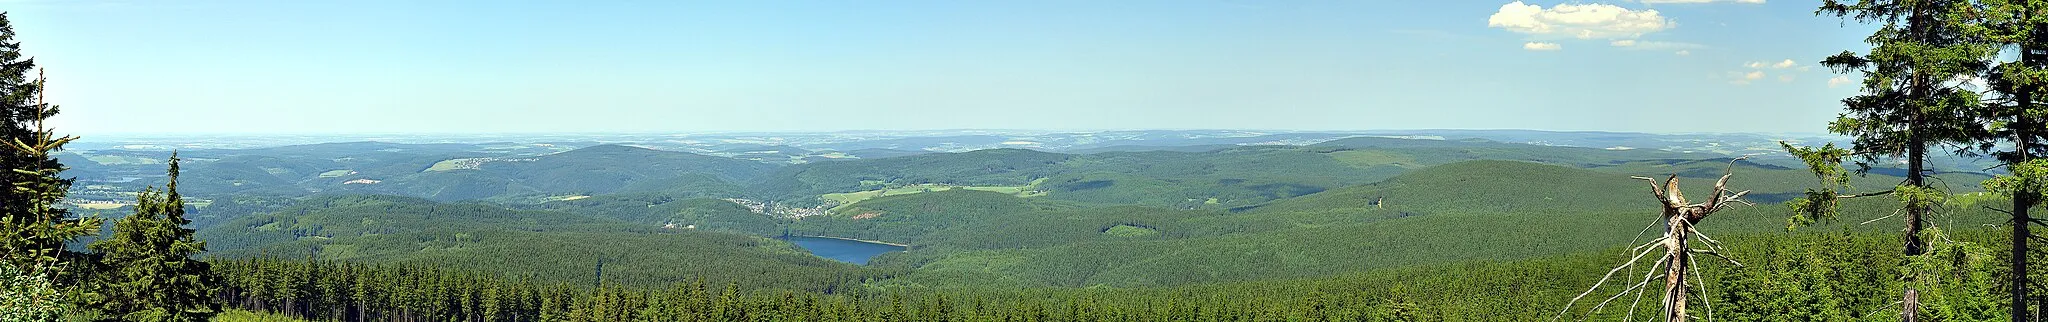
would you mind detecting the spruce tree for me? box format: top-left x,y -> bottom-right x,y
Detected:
0,11 -> 99,282
1970,0 -> 2048,319
86,153 -> 220,322
1808,0 -> 1998,320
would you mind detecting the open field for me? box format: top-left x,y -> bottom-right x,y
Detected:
317,169 -> 353,178
821,181 -> 1045,213
73,202 -> 129,210
86,154 -> 160,165
424,158 -> 489,171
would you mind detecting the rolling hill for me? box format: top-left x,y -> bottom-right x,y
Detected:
858,160 -> 2005,288
196,195 -> 889,290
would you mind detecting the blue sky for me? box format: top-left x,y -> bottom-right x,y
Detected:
7,0 -> 1873,134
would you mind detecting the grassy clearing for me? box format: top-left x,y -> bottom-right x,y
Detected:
1103,224 -> 1159,237
74,202 -> 128,210
424,158 -> 489,172
821,182 -> 1044,213
317,169 -> 354,178
86,155 -> 159,165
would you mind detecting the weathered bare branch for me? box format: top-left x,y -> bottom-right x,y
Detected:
1861,208 -> 1906,225
1691,249 -> 1745,267
1686,226 -> 1729,253
1635,237 -> 1671,254
1622,255 -> 1669,322
1717,190 -> 1754,210
1690,255 -> 1713,322
1705,156 -> 1751,209
1557,245 -> 1668,321
1634,176 -> 1669,207
1586,272 -> 1667,322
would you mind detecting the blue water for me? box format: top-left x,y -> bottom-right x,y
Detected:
785,236 -> 905,265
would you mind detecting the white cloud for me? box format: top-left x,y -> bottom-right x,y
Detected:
1732,58 -> 1816,85
1608,40 -> 1703,51
1744,59 -> 1807,70
1524,42 -> 1563,51
1675,50 -> 1690,55
1640,0 -> 1764,3
1828,76 -> 1853,88
1489,1 -> 1674,40
1729,71 -> 1766,85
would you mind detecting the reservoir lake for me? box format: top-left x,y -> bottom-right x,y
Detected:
784,236 -> 905,265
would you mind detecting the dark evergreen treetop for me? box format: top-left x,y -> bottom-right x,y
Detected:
1819,0 -> 1996,161
0,11 -> 98,278
86,153 -> 220,322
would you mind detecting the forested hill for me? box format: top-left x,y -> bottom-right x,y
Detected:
187,156 -> 1994,291
173,154 -> 2017,320
196,194 -> 893,291
68,134 -> 1996,218
47,132 -> 2015,321
746,148 -> 1072,202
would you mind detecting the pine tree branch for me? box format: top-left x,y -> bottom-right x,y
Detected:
1839,189 -> 1898,199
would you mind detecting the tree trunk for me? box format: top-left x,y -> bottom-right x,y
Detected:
1904,102 -> 1928,322
1905,2 -> 1930,319
2017,196 -> 2032,322
1664,213 -> 1692,322
1904,134 -> 1926,322
2012,37 -> 2040,322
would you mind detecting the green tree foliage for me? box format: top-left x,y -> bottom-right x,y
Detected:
0,11 -> 99,281
1782,142 -> 1857,228
1970,0 -> 2048,318
1811,0 -> 2000,319
1816,0 -> 1996,251
0,262 -> 65,322
85,154 -> 220,321
195,227 -> 2028,321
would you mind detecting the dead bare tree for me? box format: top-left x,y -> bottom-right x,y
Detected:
1556,157 -> 1752,322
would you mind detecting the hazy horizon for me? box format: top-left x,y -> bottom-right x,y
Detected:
12,1 -> 1867,134
60,127 -> 1840,138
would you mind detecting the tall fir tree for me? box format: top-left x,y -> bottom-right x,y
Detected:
1809,0 -> 1999,320
87,153 -> 220,322
0,11 -> 99,279
1969,0 -> 2048,320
